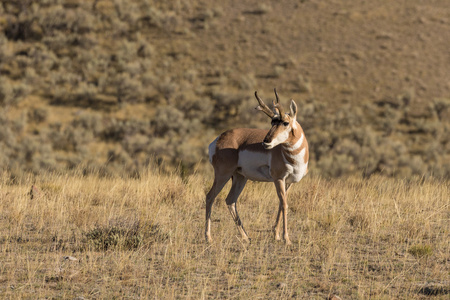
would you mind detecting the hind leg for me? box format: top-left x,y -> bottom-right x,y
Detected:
205,173 -> 231,243
225,173 -> 250,242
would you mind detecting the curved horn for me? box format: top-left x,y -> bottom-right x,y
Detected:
274,103 -> 287,120
274,88 -> 280,103
272,99 -> 280,116
273,89 -> 287,120
255,91 -> 275,118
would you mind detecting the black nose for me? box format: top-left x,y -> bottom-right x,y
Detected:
263,137 -> 269,143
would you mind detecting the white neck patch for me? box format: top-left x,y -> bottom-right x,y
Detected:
285,133 -> 303,151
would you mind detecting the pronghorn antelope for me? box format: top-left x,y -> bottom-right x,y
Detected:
206,89 -> 309,245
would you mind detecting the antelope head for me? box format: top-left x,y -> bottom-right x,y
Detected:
255,89 -> 298,149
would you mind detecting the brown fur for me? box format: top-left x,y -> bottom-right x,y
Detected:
215,128 -> 268,152
212,128 -> 268,169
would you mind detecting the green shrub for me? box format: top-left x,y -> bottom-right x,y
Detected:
0,81 -> 13,105
408,244 -> 432,258
152,106 -> 186,137
28,107 -> 48,123
112,73 -> 144,103
84,218 -> 167,251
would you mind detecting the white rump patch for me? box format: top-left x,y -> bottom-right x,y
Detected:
208,136 -> 219,163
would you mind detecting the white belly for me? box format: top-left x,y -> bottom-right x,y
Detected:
237,150 -> 273,182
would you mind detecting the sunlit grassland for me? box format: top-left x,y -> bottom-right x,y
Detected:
0,169 -> 448,299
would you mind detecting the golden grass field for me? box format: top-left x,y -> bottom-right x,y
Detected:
0,168 -> 448,299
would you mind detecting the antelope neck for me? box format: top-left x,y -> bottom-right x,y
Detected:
281,126 -> 305,163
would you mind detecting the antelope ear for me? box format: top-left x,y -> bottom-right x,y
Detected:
289,99 -> 297,119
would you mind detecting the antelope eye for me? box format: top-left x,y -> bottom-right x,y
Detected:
283,122 -> 289,126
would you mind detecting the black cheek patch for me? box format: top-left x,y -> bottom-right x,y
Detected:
271,118 -> 282,126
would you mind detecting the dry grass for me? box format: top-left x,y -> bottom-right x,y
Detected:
0,169 -> 448,299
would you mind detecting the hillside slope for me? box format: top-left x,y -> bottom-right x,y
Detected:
1,0 -> 449,177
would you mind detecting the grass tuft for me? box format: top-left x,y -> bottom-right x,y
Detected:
408,244 -> 433,258
84,218 -> 168,251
